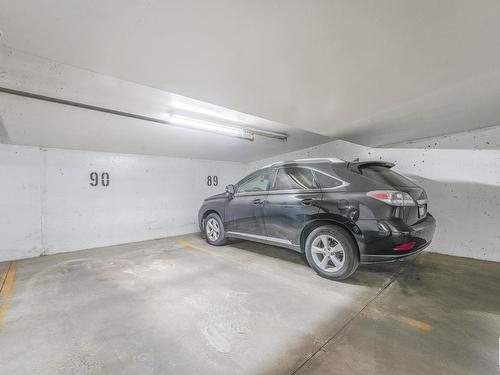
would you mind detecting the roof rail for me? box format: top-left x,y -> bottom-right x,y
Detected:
263,157 -> 346,168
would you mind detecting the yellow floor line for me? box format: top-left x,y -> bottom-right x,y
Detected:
0,262 -> 17,332
0,265 -> 8,291
173,238 -> 212,255
393,314 -> 430,331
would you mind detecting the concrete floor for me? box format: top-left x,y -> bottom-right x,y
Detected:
0,233 -> 499,375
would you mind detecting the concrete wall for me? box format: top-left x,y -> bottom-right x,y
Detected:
0,145 -> 42,260
382,123 -> 500,150
3,130 -> 499,263
248,139 -> 500,263
0,144 -> 244,262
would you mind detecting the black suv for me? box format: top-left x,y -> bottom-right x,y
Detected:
198,158 -> 436,280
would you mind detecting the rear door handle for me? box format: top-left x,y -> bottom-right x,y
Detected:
301,198 -> 314,206
252,198 -> 264,205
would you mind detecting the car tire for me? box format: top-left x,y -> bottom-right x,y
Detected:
305,225 -> 359,280
204,213 -> 227,246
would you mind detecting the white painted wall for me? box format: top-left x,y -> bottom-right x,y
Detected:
248,140 -> 500,262
0,144 -> 244,262
3,132 -> 499,263
0,145 -> 41,260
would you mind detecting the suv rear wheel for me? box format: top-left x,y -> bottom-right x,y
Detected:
204,213 -> 227,246
305,225 -> 359,280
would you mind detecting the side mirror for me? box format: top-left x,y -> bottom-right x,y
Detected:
226,184 -> 235,196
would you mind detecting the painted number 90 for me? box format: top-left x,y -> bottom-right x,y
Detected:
207,176 -> 218,186
90,172 -> 110,187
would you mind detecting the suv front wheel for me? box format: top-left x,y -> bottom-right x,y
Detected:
204,213 -> 227,246
305,225 -> 359,280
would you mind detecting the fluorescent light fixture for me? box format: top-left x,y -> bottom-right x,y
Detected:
170,100 -> 244,124
168,101 -> 288,141
169,113 -> 254,140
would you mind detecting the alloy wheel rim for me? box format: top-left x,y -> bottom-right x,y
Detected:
311,234 -> 345,272
206,218 -> 220,241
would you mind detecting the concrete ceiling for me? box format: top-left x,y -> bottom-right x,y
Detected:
0,47 -> 327,162
0,92 -> 329,162
1,0 -> 500,148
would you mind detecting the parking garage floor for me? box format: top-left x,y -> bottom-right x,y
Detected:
1,233 -> 499,375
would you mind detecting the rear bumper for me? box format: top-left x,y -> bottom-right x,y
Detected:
358,214 -> 436,264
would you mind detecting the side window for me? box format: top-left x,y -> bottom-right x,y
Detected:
273,167 -> 318,191
314,171 -> 344,189
237,172 -> 272,193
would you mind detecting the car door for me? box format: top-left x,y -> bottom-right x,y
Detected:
225,169 -> 274,236
264,166 -> 322,246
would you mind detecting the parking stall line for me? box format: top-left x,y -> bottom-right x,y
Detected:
0,262 -> 17,332
173,238 -> 213,255
393,315 -> 431,331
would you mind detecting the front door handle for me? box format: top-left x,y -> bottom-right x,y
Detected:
301,198 -> 314,206
252,198 -> 264,205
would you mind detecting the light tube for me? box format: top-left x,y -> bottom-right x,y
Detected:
170,100 -> 244,124
169,114 -> 253,140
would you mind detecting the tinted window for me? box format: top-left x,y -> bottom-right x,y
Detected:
314,171 -> 344,188
361,166 -> 416,187
273,167 -> 318,190
237,172 -> 272,193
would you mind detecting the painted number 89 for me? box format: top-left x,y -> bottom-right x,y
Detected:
207,176 -> 218,186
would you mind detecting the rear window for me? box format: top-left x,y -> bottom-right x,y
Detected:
361,166 -> 416,187
273,167 -> 318,190
314,171 -> 344,189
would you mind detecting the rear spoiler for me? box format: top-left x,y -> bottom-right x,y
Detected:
347,161 -> 395,173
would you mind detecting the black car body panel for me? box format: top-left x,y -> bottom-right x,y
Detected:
198,159 -> 436,263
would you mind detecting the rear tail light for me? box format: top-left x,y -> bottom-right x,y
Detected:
394,241 -> 416,251
367,191 -> 416,206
